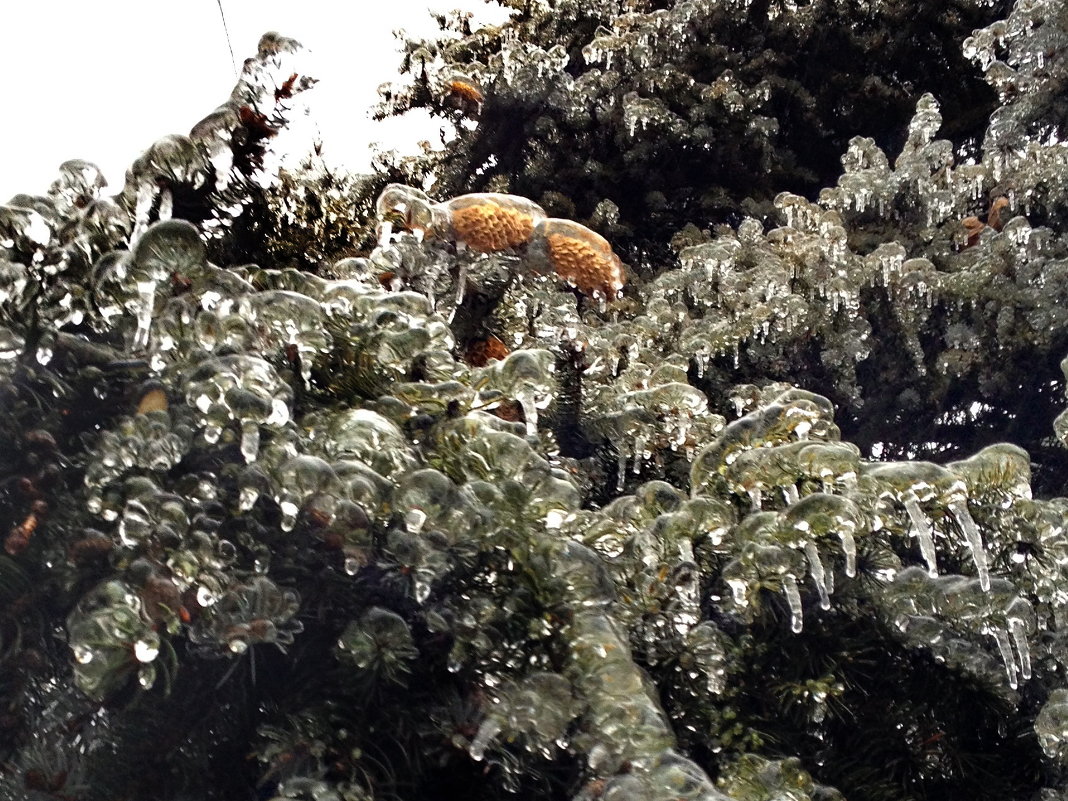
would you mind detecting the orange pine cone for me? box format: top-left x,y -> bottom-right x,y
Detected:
443,193 -> 546,252
443,79 -> 484,105
531,218 -> 626,299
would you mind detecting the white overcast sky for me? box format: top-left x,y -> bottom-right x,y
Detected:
1,1 -> 507,200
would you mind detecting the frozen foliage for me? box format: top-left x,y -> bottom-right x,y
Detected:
6,3 -> 1068,801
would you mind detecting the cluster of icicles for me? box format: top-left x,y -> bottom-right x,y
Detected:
690,386 -> 1035,691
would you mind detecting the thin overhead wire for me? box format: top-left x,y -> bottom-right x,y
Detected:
216,0 -> 239,77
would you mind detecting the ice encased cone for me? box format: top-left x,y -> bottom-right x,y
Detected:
530,217 -> 626,299
438,192 -> 546,252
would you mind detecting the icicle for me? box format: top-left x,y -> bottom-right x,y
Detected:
298,347 -> 313,388
633,434 -> 647,473
783,484 -> 800,506
839,529 -> 857,578
903,494 -> 938,577
1009,617 -> 1032,681
132,279 -> 157,351
469,717 -> 501,761
280,501 -> 298,533
377,220 -> 393,248
240,419 -> 260,463
238,486 -> 259,512
616,447 -> 628,493
132,182 -> 155,240
993,627 -> 1019,689
675,417 -> 690,447
804,541 -> 831,610
727,578 -> 749,609
747,486 -> 762,510
783,573 -> 804,633
694,351 -> 707,377
413,573 -> 431,603
673,575 -> 700,634
455,263 -> 468,305
948,499 -> 990,591
158,187 -> 174,221
516,389 -> 539,437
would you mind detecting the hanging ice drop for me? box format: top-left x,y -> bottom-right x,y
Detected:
516,388 -> 539,437
993,627 -> 1018,689
948,499 -> 990,591
903,494 -> 938,577
132,279 -> 157,351
1009,617 -> 1032,681
469,718 -> 501,762
783,573 -> 804,633
804,541 -> 831,610
839,529 -> 857,578
240,419 -> 260,463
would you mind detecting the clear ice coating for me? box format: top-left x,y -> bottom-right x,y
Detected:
183,353 -> 293,461
6,3 -> 1068,796
1036,690 -> 1068,762
127,220 -> 206,350
468,672 -> 575,760
189,575 -> 302,656
336,606 -> 418,681
880,567 -> 1035,691
478,348 -> 556,435
66,580 -> 160,700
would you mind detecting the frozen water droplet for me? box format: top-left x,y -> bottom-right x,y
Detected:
280,501 -> 299,532
73,644 -> 93,664
1036,690 -> 1068,759
414,576 -> 431,603
405,508 -> 427,534
138,663 -> 157,689
839,530 -> 857,578
134,638 -> 160,663
240,419 -> 260,463
727,577 -> 749,609
783,573 -> 803,633
239,486 -> 259,511
203,423 -> 222,444
197,586 -> 217,607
